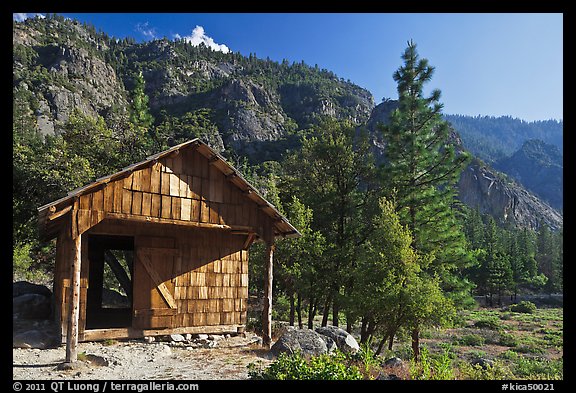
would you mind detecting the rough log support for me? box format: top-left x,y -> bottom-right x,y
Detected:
262,222 -> 275,349
262,242 -> 275,348
66,231 -> 82,363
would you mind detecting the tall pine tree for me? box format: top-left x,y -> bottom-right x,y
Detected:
379,40 -> 472,305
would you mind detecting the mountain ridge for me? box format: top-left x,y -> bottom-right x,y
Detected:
12,14 -> 562,231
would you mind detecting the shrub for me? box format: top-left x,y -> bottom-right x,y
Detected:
474,318 -> 502,330
457,360 -> 514,380
247,351 -> 363,380
498,332 -> 519,347
453,334 -> 485,346
409,346 -> 455,380
513,357 -> 563,380
509,301 -> 537,314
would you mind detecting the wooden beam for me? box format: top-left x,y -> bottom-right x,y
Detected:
137,252 -> 177,309
242,232 -> 257,250
105,212 -> 254,232
48,205 -> 72,221
65,231 -> 82,363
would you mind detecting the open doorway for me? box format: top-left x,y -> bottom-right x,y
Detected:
86,235 -> 134,329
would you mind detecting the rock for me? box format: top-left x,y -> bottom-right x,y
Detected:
270,328 -> 328,357
13,330 -> 57,349
170,334 -> 185,342
84,354 -> 109,367
318,334 -> 338,353
13,281 -> 52,298
13,294 -> 52,319
144,336 -> 155,344
315,325 -> 360,354
471,358 -> 494,370
383,357 -> 404,368
185,334 -> 192,340
376,373 -> 401,380
195,334 -> 209,340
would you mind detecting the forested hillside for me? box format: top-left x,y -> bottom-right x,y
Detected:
443,114 -> 563,164
13,15 -> 563,350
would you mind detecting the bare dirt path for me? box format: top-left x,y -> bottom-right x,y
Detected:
13,333 -> 272,380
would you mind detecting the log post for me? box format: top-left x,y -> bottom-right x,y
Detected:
262,241 -> 275,349
65,230 -> 82,363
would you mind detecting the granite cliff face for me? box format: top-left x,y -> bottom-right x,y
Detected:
13,15 -> 562,230
458,160 -> 562,230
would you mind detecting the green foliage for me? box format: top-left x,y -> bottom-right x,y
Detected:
457,360 -> 514,380
409,346 -> 455,380
509,301 -> 537,314
512,357 -> 563,379
498,332 -> 519,347
247,351 -> 363,380
453,334 -> 485,346
473,318 -> 502,330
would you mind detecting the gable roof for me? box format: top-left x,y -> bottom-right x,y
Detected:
37,139 -> 300,240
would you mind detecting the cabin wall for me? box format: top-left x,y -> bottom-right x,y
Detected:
83,220 -> 250,332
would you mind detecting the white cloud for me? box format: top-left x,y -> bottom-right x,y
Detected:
175,25 -> 230,54
13,13 -> 45,22
135,22 -> 157,40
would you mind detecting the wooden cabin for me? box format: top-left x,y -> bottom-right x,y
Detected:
37,139 -> 299,361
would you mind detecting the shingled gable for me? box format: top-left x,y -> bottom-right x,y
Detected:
37,138 -> 300,241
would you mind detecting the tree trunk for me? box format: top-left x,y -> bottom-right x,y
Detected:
296,293 -> 303,329
289,291 -> 295,326
346,316 -> 352,334
375,337 -> 387,356
104,250 -> 132,301
307,298 -> 315,329
360,317 -> 368,343
388,333 -> 394,351
411,328 -> 420,362
321,294 -> 331,327
332,294 -> 339,327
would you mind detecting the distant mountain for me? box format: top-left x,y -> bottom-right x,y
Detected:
443,114 -> 563,164
12,14 -> 562,231
494,139 -> 563,211
364,102 -> 563,230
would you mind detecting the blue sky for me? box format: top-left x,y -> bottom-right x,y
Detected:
14,13 -> 563,122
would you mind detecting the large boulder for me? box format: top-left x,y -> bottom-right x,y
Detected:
13,281 -> 52,298
270,328 -> 328,357
13,329 -> 58,349
13,293 -> 52,320
315,325 -> 360,354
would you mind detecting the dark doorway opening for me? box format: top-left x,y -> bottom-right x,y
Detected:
86,235 -> 134,329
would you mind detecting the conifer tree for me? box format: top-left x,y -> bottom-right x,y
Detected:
379,40 -> 472,303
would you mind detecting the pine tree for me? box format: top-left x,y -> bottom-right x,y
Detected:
379,40 -> 472,304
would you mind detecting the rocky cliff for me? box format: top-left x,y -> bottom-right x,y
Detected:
458,159 -> 563,230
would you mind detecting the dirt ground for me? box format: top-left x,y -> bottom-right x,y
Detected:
13,333 -> 273,380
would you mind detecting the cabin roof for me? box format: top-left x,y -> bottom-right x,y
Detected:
37,139 -> 300,240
